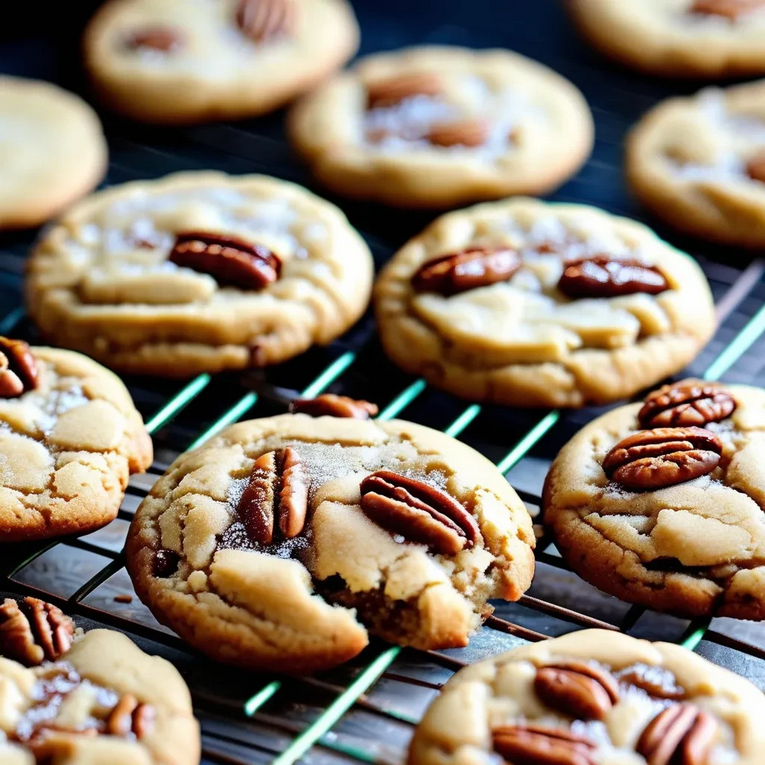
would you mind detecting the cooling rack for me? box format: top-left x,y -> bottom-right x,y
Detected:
3,1 -> 765,763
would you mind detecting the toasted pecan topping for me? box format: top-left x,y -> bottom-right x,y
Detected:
412,247 -> 521,296
534,661 -> 619,721
637,704 -> 717,765
366,71 -> 444,109
0,337 -> 37,398
0,597 -> 74,666
426,118 -> 490,148
493,724 -> 597,765
236,0 -> 295,43
558,256 -> 669,299
291,394 -> 379,419
639,381 -> 736,428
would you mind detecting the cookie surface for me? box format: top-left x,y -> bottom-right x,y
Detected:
374,198 -> 715,408
409,628 -> 765,765
570,0 -> 765,78
289,46 -> 594,208
628,81 -> 765,248
545,380 -> 765,619
26,171 -> 374,377
126,414 -> 535,673
83,0 -> 359,124
0,77 -> 106,230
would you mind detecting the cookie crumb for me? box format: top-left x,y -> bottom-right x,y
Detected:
114,594 -> 134,604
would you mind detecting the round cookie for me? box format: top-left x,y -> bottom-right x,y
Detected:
0,338 -> 153,542
628,81 -> 765,248
26,171 -> 374,377
374,198 -> 715,408
569,0 -> 765,79
83,0 -> 359,124
288,46 -> 594,209
409,628 -> 765,765
544,379 -> 765,619
126,413 -> 536,673
0,76 -> 106,230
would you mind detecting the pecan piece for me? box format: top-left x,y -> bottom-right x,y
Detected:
426,118 -> 490,148
0,337 -> 37,398
602,427 -> 723,491
107,694 -> 156,738
637,704 -> 717,765
359,471 -> 479,555
169,231 -> 280,290
493,724 -> 597,765
290,394 -> 379,419
535,661 -> 619,721
238,447 -> 309,544
691,0 -> 765,19
638,380 -> 736,428
0,597 -> 74,666
125,27 -> 184,52
746,152 -> 765,183
236,0 -> 295,43
366,71 -> 443,109
619,666 -> 685,700
558,256 -> 669,299
412,247 -> 521,296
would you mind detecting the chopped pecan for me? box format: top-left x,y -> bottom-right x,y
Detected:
0,597 -> 74,666
746,152 -> 765,183
238,447 -> 310,544
0,337 -> 37,398
637,704 -> 717,765
359,471 -> 479,555
602,427 -> 723,491
153,549 -> 181,578
690,0 -> 765,19
107,694 -> 156,739
412,247 -> 521,296
493,724 -> 597,765
558,256 -> 669,299
619,666 -> 686,700
290,394 -> 379,419
426,118 -> 490,148
534,661 -> 619,721
169,231 -> 280,290
125,27 -> 184,51
638,381 -> 736,428
366,71 -> 443,109
236,0 -> 295,43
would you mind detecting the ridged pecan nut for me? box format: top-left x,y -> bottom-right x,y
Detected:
637,704 -> 717,765
107,693 -> 156,739
236,0 -> 295,43
638,381 -> 736,428
619,666 -> 686,700
0,597 -> 74,666
746,152 -> 765,183
426,118 -> 490,148
169,231 -> 280,290
493,724 -> 597,765
534,661 -> 619,721
691,0 -> 765,19
412,247 -> 521,296
366,71 -> 443,108
359,471 -> 480,555
238,447 -> 310,544
602,427 -> 723,491
0,337 -> 37,398
125,27 -> 184,51
558,256 -> 669,299
290,394 -> 379,419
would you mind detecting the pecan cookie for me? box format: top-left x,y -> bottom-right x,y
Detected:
0,76 -> 106,229
288,46 -> 594,208
125,414 -> 535,673
83,0 -> 359,124
569,0 -> 765,78
0,339 -> 152,542
544,380 -> 765,619
26,171 -> 374,377
374,198 -> 715,408
409,628 -> 765,765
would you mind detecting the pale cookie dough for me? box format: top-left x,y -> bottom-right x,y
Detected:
409,629 -> 765,765
0,77 -> 106,230
569,0 -> 765,79
83,0 -> 359,124
628,81 -> 765,248
374,198 -> 715,408
26,171 -> 374,377
288,46 -> 594,209
544,380 -> 765,619
0,341 -> 152,542
126,414 -> 535,673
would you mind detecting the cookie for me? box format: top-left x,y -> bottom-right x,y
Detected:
288,46 -> 594,209
374,198 -> 715,408
409,628 -> 765,765
125,413 -> 536,673
0,76 -> 106,230
544,379 -> 765,620
0,338 -> 152,542
83,0 -> 359,124
0,597 -> 199,765
569,0 -> 765,79
26,171 -> 374,377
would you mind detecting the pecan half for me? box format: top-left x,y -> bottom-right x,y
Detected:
238,447 -> 309,544
0,597 -> 74,666
359,471 -> 479,555
534,661 -> 619,721
0,337 -> 37,398
746,152 -> 765,183
638,381 -> 736,428
290,394 -> 379,419
412,247 -> 521,296
125,27 -> 183,51
236,0 -> 295,43
690,0 -> 765,19
426,118 -> 490,148
153,549 -> 181,578
619,666 -> 686,700
602,427 -> 723,491
107,694 -> 156,739
169,231 -> 280,290
366,71 -> 443,109
558,256 -> 669,299
637,704 -> 717,765
493,724 -> 597,765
